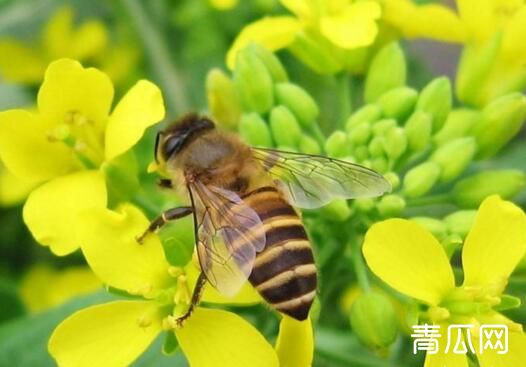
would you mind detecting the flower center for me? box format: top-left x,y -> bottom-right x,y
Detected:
48,110 -> 105,167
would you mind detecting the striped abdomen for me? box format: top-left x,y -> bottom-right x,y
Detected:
243,186 -> 317,321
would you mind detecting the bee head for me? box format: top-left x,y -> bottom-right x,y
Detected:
155,113 -> 215,165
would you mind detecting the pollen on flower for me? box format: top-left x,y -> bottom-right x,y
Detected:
162,315 -> 178,330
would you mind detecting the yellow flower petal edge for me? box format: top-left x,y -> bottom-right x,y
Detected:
175,308 -> 279,367
105,79 -> 165,161
0,109 -> 77,182
226,16 -> 302,69
382,0 -> 466,43
37,58 -> 114,129
363,218 -> 455,306
423,323 -> 469,367
320,2 -> 381,49
0,164 -> 38,206
462,195 -> 526,292
23,170 -> 107,256
275,316 -> 314,367
49,301 -> 161,367
78,203 -> 171,297
280,0 -> 312,19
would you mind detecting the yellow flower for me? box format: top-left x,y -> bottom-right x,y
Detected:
226,0 -> 381,72
0,58 -> 165,255
49,203 -> 312,367
19,264 -> 101,313
208,0 -> 239,10
381,0 -> 526,105
363,195 -> 526,366
0,160 -> 37,206
0,7 -> 107,84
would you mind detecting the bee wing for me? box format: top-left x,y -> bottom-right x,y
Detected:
252,147 -> 392,209
190,181 -> 265,297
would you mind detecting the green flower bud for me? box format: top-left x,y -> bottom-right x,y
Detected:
206,68 -> 241,129
320,199 -> 352,221
299,135 -> 321,154
411,217 -> 448,240
416,77 -> 452,132
431,137 -> 477,183
345,104 -> 382,131
354,198 -> 375,212
470,93 -> 526,158
348,122 -> 372,146
403,162 -> 441,198
383,127 -> 407,162
444,210 -> 477,237
452,170 -> 526,208
234,47 -> 274,114
354,146 -> 369,162
404,111 -> 432,153
350,292 -> 398,349
441,235 -> 463,259
371,157 -> 388,173
372,119 -> 397,137
456,33 -> 502,106
365,42 -> 407,103
378,194 -> 406,217
325,130 -> 351,158
246,43 -> 288,83
433,109 -> 481,147
378,86 -> 418,121
238,113 -> 273,147
275,82 -> 319,128
384,172 -> 400,190
288,31 -> 343,75
368,136 -> 385,158
270,106 -> 302,147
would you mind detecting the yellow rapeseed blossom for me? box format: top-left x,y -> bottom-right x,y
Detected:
0,7 -> 107,84
363,195 -> 526,366
226,0 -> 381,72
0,160 -> 37,206
0,59 -> 165,255
19,264 -> 101,313
380,0 -> 526,105
49,203 -> 312,367
208,0 -> 239,10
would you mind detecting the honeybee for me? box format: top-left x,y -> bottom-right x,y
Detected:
139,113 -> 390,322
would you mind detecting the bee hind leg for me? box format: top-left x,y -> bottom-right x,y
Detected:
176,272 -> 207,326
136,206 -> 193,244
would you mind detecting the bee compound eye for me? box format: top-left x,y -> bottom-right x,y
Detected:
162,135 -> 184,160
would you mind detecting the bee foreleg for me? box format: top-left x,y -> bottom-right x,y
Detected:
176,272 -> 207,326
136,206 -> 193,244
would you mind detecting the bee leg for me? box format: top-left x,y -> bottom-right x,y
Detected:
136,206 -> 193,244
176,272 -> 207,326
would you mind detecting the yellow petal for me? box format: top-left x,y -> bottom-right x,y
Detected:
457,0 -> 494,43
280,0 -> 312,19
462,195 -> 526,292
226,16 -> 302,69
0,110 -> 77,181
23,170 -> 107,255
43,6 -> 75,59
423,323 -> 469,367
176,308 -> 279,367
320,2 -> 381,49
185,262 -> 261,305
363,219 -> 455,305
78,204 -> 171,297
275,316 -> 314,367
105,80 -> 165,161
49,301 -> 161,367
0,163 -> 38,206
37,58 -> 114,129
383,0 -> 466,43
19,265 -> 100,313
70,20 -> 108,60
0,40 -> 45,83
503,6 -> 526,61
476,330 -> 526,367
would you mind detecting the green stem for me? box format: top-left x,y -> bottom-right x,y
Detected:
406,193 -> 451,207
337,72 -> 352,124
350,238 -> 370,293
119,0 -> 189,115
